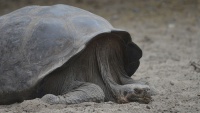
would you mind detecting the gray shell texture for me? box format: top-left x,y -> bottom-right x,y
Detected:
0,4 -> 131,93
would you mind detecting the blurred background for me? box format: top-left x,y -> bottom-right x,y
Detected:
0,0 -> 199,39
0,0 -> 199,52
0,0 -> 199,26
0,0 -> 199,112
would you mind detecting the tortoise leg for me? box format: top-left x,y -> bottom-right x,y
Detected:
94,35 -> 152,104
119,75 -> 148,85
41,82 -> 105,104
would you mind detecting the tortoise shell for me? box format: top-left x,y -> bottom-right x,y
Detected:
0,4 -> 132,94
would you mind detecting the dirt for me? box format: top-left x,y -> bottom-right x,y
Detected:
0,0 -> 199,113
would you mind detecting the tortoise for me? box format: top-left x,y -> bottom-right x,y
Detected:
0,4 -> 152,105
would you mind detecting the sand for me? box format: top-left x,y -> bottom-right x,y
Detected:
0,0 -> 199,113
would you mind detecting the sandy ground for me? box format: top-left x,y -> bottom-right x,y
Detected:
0,0 -> 200,113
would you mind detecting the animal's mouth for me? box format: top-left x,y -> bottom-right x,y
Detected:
117,93 -> 152,104
127,95 -> 152,104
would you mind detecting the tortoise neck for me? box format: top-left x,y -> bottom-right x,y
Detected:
93,34 -> 128,101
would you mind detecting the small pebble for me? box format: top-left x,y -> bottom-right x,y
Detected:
111,15 -> 119,20
170,81 -> 174,86
146,105 -> 150,109
118,109 -> 122,111
168,23 -> 175,28
132,8 -> 140,13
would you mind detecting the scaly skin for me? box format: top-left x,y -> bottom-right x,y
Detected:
39,34 -> 152,104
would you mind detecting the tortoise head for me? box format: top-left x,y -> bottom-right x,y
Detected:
124,42 -> 142,76
117,84 -> 152,104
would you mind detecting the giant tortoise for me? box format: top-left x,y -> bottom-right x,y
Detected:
0,4 -> 152,105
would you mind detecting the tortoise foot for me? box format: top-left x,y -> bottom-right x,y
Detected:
41,82 -> 105,105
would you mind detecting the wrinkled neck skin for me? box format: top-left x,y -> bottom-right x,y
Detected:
72,34 -> 139,102
94,35 -> 138,102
